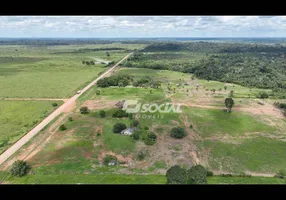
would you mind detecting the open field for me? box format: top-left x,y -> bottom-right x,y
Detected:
0,44 -> 138,98
0,100 -> 62,154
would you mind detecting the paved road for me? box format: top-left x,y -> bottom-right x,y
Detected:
0,52 -> 133,166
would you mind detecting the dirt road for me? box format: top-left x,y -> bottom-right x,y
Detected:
0,52 -> 133,166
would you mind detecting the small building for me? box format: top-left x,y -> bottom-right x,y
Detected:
120,127 -> 136,135
184,82 -> 189,85
176,84 -> 181,87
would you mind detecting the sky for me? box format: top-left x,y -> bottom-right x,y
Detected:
0,16 -> 286,38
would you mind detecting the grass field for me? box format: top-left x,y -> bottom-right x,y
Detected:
0,44 -> 135,98
184,106 -> 277,138
0,100 -> 62,153
1,171 -> 284,184
201,137 -> 286,173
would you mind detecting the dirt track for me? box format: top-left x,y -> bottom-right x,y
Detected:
0,52 -> 133,167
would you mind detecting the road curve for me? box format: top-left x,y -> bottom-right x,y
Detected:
0,52 -> 133,166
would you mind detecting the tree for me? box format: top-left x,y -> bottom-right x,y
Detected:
112,109 -> 128,118
82,61 -> 85,65
166,165 -> 187,184
130,120 -> 139,127
90,61 -> 95,65
148,132 -> 157,140
10,160 -> 31,177
106,52 -> 110,57
224,86 -> 227,90
99,110 -> 106,118
258,91 -> 269,99
170,127 -> 187,139
187,165 -> 207,184
113,123 -> 127,133
80,106 -> 89,114
52,103 -> 58,107
59,124 -> 67,131
68,117 -> 73,122
132,132 -> 140,140
225,98 -> 234,113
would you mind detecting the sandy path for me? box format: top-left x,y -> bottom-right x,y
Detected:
0,52 -> 133,166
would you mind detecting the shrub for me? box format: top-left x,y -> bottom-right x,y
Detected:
257,91 -> 269,99
10,160 -> 31,177
170,127 -> 187,139
148,132 -> 157,140
166,165 -> 187,184
130,120 -> 139,127
144,137 -> 155,145
99,110 -> 106,118
189,124 -> 193,129
80,106 -> 89,114
187,165 -> 207,184
68,117 -> 73,122
103,155 -> 117,166
132,132 -> 140,140
112,109 -> 128,118
52,103 -> 58,107
59,124 -> 67,131
144,126 -> 149,130
113,123 -> 127,133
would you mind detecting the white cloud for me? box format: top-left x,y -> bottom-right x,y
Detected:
0,16 -> 286,37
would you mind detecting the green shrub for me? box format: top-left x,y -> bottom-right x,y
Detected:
257,91 -> 269,99
166,165 -> 187,184
206,170 -> 214,176
130,120 -> 139,127
113,123 -> 127,133
144,137 -> 155,145
275,169 -> 286,179
132,132 -> 140,140
80,106 -> 89,114
99,110 -> 106,118
10,160 -> 31,177
112,109 -> 128,118
95,90 -> 101,95
189,124 -> 193,129
170,127 -> 187,139
187,165 -> 207,184
59,124 -> 67,131
52,103 -> 58,107
68,117 -> 73,122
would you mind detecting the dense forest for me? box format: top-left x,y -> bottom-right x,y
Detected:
125,42 -> 286,98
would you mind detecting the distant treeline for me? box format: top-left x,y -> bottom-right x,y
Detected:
140,42 -> 286,53
125,42 -> 286,98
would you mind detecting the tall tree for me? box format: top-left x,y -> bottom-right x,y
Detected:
225,98 -> 234,113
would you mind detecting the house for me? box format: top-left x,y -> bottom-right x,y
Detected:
176,84 -> 181,87
115,100 -> 125,108
108,160 -> 117,166
120,127 -> 136,135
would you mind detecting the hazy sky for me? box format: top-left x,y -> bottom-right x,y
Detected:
0,16 -> 286,38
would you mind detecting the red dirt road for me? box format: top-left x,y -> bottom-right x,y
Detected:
0,52 -> 133,166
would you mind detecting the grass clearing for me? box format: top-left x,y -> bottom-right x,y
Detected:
0,100 -> 62,153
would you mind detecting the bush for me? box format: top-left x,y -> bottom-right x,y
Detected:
170,127 -> 187,139
99,110 -> 106,118
10,160 -> 31,177
148,132 -> 157,140
132,132 -> 140,140
103,155 -> 117,166
68,117 -> 73,122
80,106 -> 89,114
112,109 -> 128,118
144,137 -> 155,145
144,126 -> 149,130
130,120 -> 139,127
113,123 -> 127,133
187,165 -> 207,184
166,165 -> 187,184
59,124 -> 67,131
257,91 -> 269,99
189,124 -> 193,129
52,103 -> 58,107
